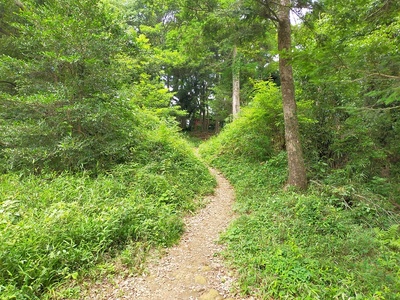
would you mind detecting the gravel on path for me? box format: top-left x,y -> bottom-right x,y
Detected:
84,168 -> 254,300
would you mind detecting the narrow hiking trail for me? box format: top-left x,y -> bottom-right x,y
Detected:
85,168 -> 254,300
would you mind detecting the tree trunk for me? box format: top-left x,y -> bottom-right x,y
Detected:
202,106 -> 207,131
232,45 -> 240,117
215,119 -> 220,133
278,0 -> 307,189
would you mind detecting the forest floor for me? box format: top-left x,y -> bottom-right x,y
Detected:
83,167 -> 253,300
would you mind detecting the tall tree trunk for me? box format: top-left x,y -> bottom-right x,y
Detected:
232,45 -> 240,117
278,0 -> 307,189
202,105 -> 206,131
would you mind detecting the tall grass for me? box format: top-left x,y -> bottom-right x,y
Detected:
0,127 -> 215,299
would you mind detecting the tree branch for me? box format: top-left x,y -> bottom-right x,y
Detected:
337,105 -> 400,111
0,80 -> 17,87
347,72 -> 400,82
368,73 -> 400,79
14,0 -> 24,10
254,0 -> 280,22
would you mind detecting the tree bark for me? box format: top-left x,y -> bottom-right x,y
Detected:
14,0 -> 24,9
278,0 -> 307,189
232,45 -> 240,117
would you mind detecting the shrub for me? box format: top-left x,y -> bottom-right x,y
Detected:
201,81 -> 283,163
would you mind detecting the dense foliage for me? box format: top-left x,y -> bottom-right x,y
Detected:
0,0 -> 180,174
294,0 -> 400,184
200,101 -> 400,299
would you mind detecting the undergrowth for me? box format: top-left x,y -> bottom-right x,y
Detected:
0,125 -> 215,299
200,146 -> 400,299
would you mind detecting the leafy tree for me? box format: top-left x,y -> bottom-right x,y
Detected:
0,0 -> 170,173
293,0 -> 400,182
231,0 -> 312,189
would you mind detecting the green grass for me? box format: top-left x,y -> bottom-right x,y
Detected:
0,129 -> 215,299
199,144 -> 400,299
181,131 -> 216,148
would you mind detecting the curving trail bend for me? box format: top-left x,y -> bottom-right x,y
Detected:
85,168 -> 254,300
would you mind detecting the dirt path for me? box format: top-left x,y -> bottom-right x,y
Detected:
85,168 -> 252,300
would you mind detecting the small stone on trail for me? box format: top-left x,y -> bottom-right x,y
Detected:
202,265 -> 212,272
195,275 -> 207,285
200,288 -> 223,300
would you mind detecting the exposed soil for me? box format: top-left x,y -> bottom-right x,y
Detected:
188,130 -> 216,141
84,168 -> 253,300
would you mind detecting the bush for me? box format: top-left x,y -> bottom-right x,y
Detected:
201,81 -> 283,163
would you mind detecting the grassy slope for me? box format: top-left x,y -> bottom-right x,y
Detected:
0,128 -> 215,299
200,140 -> 400,299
